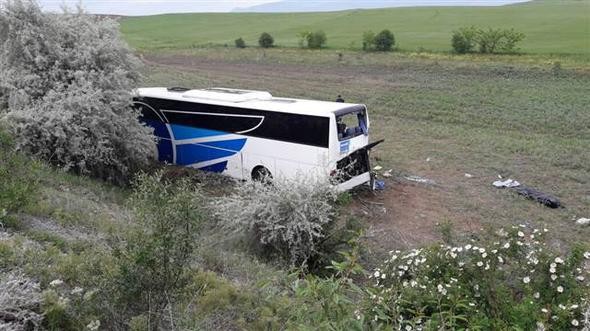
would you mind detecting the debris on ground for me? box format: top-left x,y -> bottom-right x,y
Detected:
464,173 -> 473,178
382,169 -> 392,178
514,186 -> 562,209
373,165 -> 383,171
405,175 -> 436,185
374,180 -> 385,190
576,218 -> 590,226
492,179 -> 521,188
492,178 -> 561,208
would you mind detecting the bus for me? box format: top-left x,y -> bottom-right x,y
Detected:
132,87 -> 382,191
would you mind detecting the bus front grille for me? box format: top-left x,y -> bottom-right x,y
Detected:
335,148 -> 370,183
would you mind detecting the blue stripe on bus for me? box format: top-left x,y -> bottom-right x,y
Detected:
170,124 -> 226,140
157,138 -> 174,163
143,119 -> 171,139
199,161 -> 228,173
175,143 -> 237,165
199,138 -> 247,152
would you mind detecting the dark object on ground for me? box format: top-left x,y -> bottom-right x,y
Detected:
513,185 -> 561,208
336,95 -> 344,102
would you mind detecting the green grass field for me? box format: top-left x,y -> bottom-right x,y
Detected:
120,0 -> 590,54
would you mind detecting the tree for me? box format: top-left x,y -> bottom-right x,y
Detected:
374,29 -> 395,52
0,0 -> 155,184
307,30 -> 327,49
258,32 -> 274,48
235,37 -> 246,48
362,31 -> 376,51
451,26 -> 525,54
451,26 -> 477,54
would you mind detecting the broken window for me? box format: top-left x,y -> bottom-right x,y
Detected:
336,110 -> 368,141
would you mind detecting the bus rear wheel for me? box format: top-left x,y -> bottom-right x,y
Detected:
252,166 -> 272,182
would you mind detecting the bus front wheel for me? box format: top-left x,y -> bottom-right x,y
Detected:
252,166 -> 272,182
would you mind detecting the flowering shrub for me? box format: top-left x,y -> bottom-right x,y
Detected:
366,225 -> 590,330
0,0 -> 155,184
213,174 -> 338,266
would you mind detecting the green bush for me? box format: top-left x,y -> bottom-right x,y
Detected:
366,226 -> 590,330
0,129 -> 39,221
451,26 -> 478,54
374,29 -> 395,52
362,31 -> 376,51
258,32 -> 274,48
451,26 -> 525,54
234,37 -> 246,48
113,171 -> 205,328
305,30 -> 327,49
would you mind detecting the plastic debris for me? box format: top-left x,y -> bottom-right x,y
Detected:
373,165 -> 383,171
405,175 -> 436,185
492,179 -> 520,188
382,169 -> 392,178
374,180 -> 385,190
465,173 -> 473,178
575,218 -> 590,226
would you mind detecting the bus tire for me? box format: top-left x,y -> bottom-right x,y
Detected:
252,166 -> 272,182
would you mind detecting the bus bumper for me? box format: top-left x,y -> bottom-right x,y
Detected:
335,171 -> 371,192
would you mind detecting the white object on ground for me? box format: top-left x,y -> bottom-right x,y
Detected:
426,157 -> 431,162
492,179 -> 520,188
576,218 -> 590,226
373,165 -> 383,171
382,169 -> 392,178
405,175 -> 436,185
465,173 -> 473,178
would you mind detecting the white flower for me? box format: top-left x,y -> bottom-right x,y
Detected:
557,286 -> 564,293
523,277 -> 530,284
405,325 -> 413,331
503,242 -> 510,249
374,271 -> 380,278
86,320 -> 101,331
572,319 -> 579,326
477,261 -> 484,267
497,256 -> 504,264
491,249 -> 498,254
517,231 -> 524,237
465,244 -> 472,250
450,252 -> 457,259
71,287 -> 83,295
571,304 -> 579,309
49,279 -> 64,287
559,304 -> 566,310
551,274 -> 558,281
554,257 -> 564,264
482,252 -> 488,258
534,292 -> 540,299
549,267 -> 556,274
479,248 -> 486,253
583,251 -> 590,259
576,275 -> 585,281
541,308 -> 548,313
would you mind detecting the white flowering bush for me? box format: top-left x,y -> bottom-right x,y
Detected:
365,225 -> 590,330
0,271 -> 43,330
213,174 -> 338,266
0,0 -> 155,184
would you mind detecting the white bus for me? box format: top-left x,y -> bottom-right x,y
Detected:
133,87 -> 382,191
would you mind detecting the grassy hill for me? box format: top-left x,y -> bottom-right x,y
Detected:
120,0 -> 590,54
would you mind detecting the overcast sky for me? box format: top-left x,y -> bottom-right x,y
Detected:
33,0 -> 530,16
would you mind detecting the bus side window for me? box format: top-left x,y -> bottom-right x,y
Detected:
336,117 -> 347,139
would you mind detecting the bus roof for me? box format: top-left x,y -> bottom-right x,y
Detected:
135,87 -> 366,117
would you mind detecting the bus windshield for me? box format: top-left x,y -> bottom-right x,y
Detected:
336,109 -> 368,141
